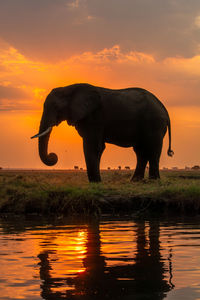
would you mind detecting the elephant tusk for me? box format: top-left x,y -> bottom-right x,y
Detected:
31,127 -> 52,139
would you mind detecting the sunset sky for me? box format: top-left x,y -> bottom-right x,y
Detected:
0,0 -> 199,169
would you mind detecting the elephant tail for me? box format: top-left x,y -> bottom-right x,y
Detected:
167,118 -> 174,157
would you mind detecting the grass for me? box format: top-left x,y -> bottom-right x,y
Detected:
0,169 -> 200,216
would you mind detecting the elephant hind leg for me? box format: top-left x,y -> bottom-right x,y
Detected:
148,139 -> 163,179
149,159 -> 160,179
131,149 -> 148,181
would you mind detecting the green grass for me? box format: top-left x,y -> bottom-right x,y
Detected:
0,169 -> 200,215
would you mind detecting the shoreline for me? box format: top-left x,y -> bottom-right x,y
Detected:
0,169 -> 200,216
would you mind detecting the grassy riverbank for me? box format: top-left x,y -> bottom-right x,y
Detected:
0,169 -> 200,216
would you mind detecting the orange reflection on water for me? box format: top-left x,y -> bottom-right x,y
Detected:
0,225 -> 89,298
0,233 -> 41,299
1,218 -> 200,299
39,227 -> 87,276
100,221 -> 137,267
159,226 -> 200,292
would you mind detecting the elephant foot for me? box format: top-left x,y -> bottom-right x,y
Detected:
88,174 -> 101,183
89,179 -> 101,183
149,175 -> 160,180
130,175 -> 144,182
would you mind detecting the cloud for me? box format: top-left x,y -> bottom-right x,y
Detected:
0,0 -> 95,61
67,46 -> 200,106
67,0 -> 82,9
0,42 -> 200,111
0,85 -> 27,100
0,83 -> 34,111
194,15 -> 200,28
0,45 -> 45,73
70,45 -> 155,64
0,0 -> 200,62
87,0 -> 200,58
0,42 -> 52,86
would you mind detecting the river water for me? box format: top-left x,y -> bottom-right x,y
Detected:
0,216 -> 200,300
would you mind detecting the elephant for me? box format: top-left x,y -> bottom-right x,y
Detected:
31,83 -> 174,182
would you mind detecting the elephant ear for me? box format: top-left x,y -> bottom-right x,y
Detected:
68,85 -> 101,125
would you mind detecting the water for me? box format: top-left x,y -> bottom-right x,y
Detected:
0,216 -> 200,300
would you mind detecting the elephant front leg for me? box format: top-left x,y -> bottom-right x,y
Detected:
83,139 -> 105,182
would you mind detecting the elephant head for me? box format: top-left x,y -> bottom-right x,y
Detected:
31,84 -> 100,166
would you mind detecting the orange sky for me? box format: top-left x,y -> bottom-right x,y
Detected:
0,1 -> 200,169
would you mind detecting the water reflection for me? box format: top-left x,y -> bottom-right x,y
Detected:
1,216 -> 200,300
35,220 -> 173,299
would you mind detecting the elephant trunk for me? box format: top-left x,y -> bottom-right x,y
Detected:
38,116 -> 58,166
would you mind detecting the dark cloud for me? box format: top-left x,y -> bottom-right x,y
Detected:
0,85 -> 28,100
0,65 -> 6,72
0,85 -> 31,110
0,0 -> 200,62
87,0 -> 200,59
